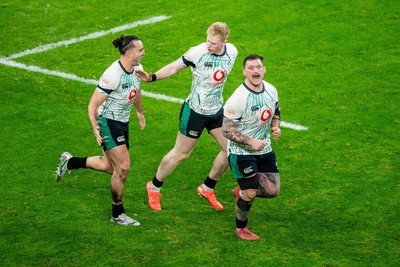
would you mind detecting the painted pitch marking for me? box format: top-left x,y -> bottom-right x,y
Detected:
1,16 -> 308,131
6,15 -> 171,60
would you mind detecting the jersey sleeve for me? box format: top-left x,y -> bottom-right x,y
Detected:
226,43 -> 238,60
181,43 -> 206,68
264,81 -> 280,119
224,89 -> 245,121
97,64 -> 120,95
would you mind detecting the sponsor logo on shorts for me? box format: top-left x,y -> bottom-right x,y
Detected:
189,130 -> 199,137
117,136 -> 125,142
243,166 -> 253,174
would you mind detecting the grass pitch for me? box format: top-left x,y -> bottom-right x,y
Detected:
0,0 -> 399,266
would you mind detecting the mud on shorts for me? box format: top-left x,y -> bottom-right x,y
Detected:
98,116 -> 129,150
179,101 -> 223,139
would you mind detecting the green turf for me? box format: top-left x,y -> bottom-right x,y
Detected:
1,0 -> 399,266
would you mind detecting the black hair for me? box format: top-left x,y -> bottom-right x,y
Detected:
112,35 -> 140,55
243,54 -> 264,67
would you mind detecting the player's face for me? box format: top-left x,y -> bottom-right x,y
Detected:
206,34 -> 226,55
128,40 -> 145,66
243,59 -> 266,88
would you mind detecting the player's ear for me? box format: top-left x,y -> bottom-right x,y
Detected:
125,49 -> 134,58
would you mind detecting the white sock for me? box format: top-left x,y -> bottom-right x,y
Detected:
202,184 -> 213,192
151,183 -> 161,192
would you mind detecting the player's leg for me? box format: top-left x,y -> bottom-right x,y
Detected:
256,172 -> 280,198
146,102 -> 200,210
106,145 -> 139,226
55,151 -> 113,181
197,108 -> 227,210
55,117 -> 117,181
229,154 -> 260,240
86,150 -> 113,174
208,127 -> 229,180
256,151 -> 280,198
105,144 -> 130,205
146,132 -> 198,210
235,175 -> 259,240
197,127 -> 227,210
155,132 -> 198,180
100,118 -> 138,226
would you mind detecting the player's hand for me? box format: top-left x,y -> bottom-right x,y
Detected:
271,126 -> 281,140
92,125 -> 102,146
248,139 -> 267,151
135,69 -> 152,82
137,112 -> 146,130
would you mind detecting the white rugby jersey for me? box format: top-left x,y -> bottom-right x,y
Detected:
224,81 -> 279,155
182,42 -> 238,115
96,60 -> 142,123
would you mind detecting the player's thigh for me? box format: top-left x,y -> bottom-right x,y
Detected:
179,102 -> 205,138
98,117 -> 130,150
173,131 -> 198,155
209,127 -> 227,151
257,172 -> 280,197
257,151 -> 279,173
228,154 -> 259,178
105,145 -> 130,170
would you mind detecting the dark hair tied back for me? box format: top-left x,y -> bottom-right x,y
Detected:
112,36 -> 123,49
112,35 -> 140,55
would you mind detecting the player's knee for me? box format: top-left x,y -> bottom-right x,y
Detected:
237,175 -> 258,200
173,150 -> 192,162
179,153 -> 190,162
237,197 -> 252,211
96,155 -> 114,174
115,163 -> 130,179
103,161 -> 114,174
105,166 -> 114,175
105,166 -> 114,174
241,188 -> 257,200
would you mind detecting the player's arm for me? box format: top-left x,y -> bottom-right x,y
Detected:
135,58 -> 187,82
271,101 -> 281,140
134,90 -> 145,130
222,117 -> 266,151
88,90 -> 107,145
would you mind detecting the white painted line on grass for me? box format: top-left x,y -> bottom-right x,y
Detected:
1,57 -> 307,130
6,15 -> 171,60
1,14 -> 308,131
1,57 -> 97,84
141,90 -> 184,104
280,121 -> 308,131
0,57 -> 184,104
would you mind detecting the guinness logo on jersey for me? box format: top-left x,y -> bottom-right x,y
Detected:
204,62 -> 213,68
